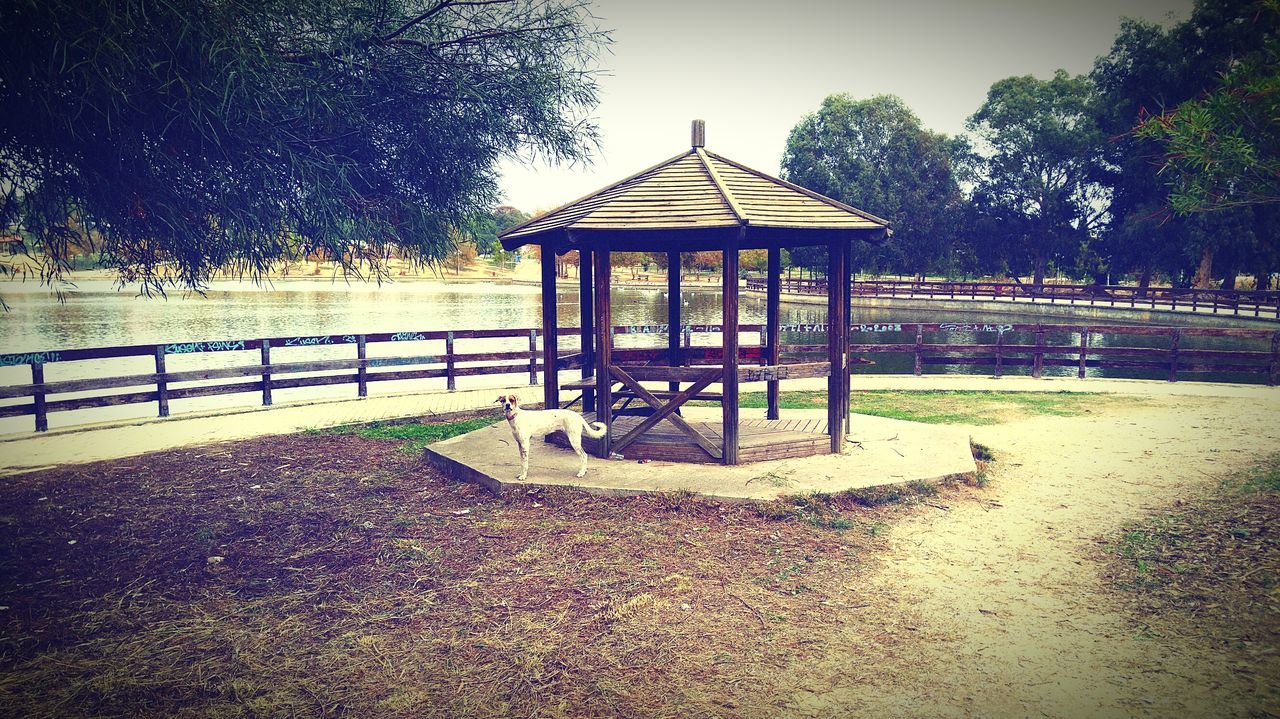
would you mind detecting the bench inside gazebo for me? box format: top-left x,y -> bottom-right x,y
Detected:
500,121 -> 889,465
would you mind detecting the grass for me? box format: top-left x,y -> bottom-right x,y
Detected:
691,389 -> 1140,425
310,414 -> 497,452
0,419 -> 959,719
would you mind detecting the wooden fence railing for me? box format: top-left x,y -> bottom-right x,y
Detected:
744,278 -> 1280,320
2,322 -> 1276,433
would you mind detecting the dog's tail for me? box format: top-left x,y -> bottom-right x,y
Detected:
582,421 -> 607,439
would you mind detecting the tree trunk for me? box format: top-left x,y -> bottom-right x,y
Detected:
1032,251 -> 1047,291
1137,266 -> 1153,298
1191,247 -> 1215,289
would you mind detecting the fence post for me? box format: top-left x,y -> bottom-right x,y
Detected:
914,323 -> 923,377
261,339 -> 273,406
1077,327 -> 1089,379
683,326 -> 692,361
528,329 -> 538,385
444,332 -> 455,391
31,362 -> 47,432
1032,324 -> 1044,378
994,330 -> 1004,379
357,335 -> 368,397
1269,332 -> 1279,387
1168,328 -> 1181,383
154,345 -> 169,417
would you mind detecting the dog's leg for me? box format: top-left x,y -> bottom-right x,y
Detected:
567,427 -> 588,478
516,438 -> 529,481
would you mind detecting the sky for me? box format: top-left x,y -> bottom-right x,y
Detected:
496,0 -> 1192,213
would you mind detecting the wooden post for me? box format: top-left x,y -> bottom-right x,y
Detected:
668,250 -> 681,394
357,335 -> 369,396
913,324 -> 924,377
593,247 -> 613,457
1269,331 -> 1279,387
827,236 -> 848,453
443,332 -> 455,391
1078,327 -> 1089,379
994,330 -> 1004,379
154,345 -> 169,417
579,249 -> 595,413
1168,328 -> 1181,382
766,245 -> 781,420
722,233 -> 741,465
1032,324 -> 1045,379
31,362 -> 47,432
843,241 -> 853,429
528,330 -> 538,386
261,339 -> 273,406
541,248 -> 559,409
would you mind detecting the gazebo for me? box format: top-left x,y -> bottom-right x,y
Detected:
500,121 -> 889,465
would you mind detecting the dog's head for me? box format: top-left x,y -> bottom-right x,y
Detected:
495,394 -> 519,418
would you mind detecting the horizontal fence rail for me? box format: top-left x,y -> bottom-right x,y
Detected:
744,278 -> 1280,320
2,322 -> 1277,433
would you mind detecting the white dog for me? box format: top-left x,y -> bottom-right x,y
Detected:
496,394 -> 607,480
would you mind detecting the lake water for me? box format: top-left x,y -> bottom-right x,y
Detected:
0,279 -> 1268,433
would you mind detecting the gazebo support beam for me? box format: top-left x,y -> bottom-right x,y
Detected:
766,246 -> 781,420
722,230 -> 742,465
827,235 -> 848,454
844,239 -> 853,431
541,244 -> 559,411
667,250 -> 681,393
592,247 -> 613,458
579,248 -> 595,413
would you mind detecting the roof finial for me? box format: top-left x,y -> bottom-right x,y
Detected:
691,119 -> 705,148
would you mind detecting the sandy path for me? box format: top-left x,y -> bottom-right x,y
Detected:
784,393 -> 1280,718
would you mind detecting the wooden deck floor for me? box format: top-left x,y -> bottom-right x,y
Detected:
549,412 -> 834,464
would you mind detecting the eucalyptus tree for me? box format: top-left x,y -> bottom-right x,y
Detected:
781,94 -> 964,279
1134,0 -> 1278,214
965,71 -> 1108,289
1092,0 -> 1279,288
0,0 -> 608,293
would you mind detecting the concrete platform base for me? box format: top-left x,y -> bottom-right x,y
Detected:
422,407 -> 977,502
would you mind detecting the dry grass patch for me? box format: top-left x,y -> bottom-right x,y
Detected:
1103,455 -> 1280,709
0,419 -> 946,718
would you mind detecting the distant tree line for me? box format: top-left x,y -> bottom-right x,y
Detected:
779,0 -> 1279,291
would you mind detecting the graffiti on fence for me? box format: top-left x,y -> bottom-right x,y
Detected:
390,331 -> 429,342
164,340 -> 247,354
618,324 -> 725,334
852,323 -> 902,333
938,323 -> 1013,334
0,351 -> 62,367
741,366 -> 790,382
778,323 -> 827,333
620,324 -> 669,334
283,335 -> 334,347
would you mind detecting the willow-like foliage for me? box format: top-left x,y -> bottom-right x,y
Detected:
0,0 -> 607,293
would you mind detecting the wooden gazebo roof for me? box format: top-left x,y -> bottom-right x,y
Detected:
500,130 -> 889,251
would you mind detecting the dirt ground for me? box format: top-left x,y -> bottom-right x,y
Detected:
783,393 -> 1280,718
1,391 -> 1278,718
